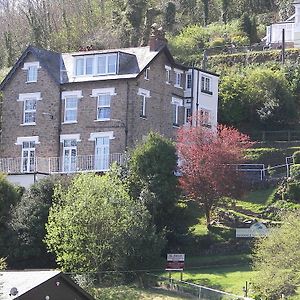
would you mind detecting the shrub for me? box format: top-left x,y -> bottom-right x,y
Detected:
293,151 -> 300,164
290,164 -> 300,179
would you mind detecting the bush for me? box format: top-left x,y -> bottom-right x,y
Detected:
290,164 -> 300,179
293,151 -> 300,164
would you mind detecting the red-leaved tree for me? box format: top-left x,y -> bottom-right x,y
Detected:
177,121 -> 252,228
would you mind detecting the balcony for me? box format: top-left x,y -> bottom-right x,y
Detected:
0,153 -> 125,175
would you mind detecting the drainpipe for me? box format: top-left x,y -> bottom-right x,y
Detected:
125,81 -> 129,150
190,66 -> 194,125
57,86 -> 62,172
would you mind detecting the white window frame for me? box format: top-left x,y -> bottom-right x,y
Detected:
60,134 -> 81,173
165,65 -> 171,84
171,97 -> 183,127
64,97 -> 78,123
17,92 -> 42,126
22,62 -> 40,83
201,75 -> 212,94
97,94 -> 111,121
174,69 -> 184,88
74,54 -> 118,76
96,54 -> 118,75
61,91 -> 83,124
91,88 -> 116,122
186,72 -> 192,90
144,67 -> 150,80
199,108 -> 211,127
137,88 -> 150,118
15,136 -> 39,173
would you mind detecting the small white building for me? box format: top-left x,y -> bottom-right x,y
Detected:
266,1 -> 300,48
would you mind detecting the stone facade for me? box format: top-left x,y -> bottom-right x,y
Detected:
0,44 -> 219,177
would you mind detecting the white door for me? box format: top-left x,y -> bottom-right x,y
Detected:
63,139 -> 77,172
95,137 -> 109,171
22,141 -> 35,173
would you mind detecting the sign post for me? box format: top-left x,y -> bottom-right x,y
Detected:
166,253 -> 185,281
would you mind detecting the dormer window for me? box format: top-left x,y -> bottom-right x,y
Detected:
23,62 -> 40,83
75,53 -> 118,76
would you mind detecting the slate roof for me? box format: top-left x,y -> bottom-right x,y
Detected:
0,44 -> 218,89
0,270 -> 61,299
0,270 -> 95,300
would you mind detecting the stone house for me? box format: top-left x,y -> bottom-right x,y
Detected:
0,33 -> 219,187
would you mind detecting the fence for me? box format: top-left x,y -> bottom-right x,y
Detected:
246,130 -> 300,142
236,155 -> 294,181
147,273 -> 252,300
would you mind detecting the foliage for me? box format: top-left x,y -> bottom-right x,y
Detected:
45,173 -> 165,273
7,176 -> 70,268
176,121 -> 252,227
252,210 -> 300,299
218,66 -> 297,130
128,132 -> 179,232
0,174 -> 22,257
293,151 -> 300,165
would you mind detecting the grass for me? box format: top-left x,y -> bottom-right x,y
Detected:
162,265 -> 257,296
93,286 -> 191,299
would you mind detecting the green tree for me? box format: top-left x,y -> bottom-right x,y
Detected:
45,172 -> 165,273
0,174 -> 22,257
128,132 -> 179,232
253,210 -> 300,299
7,176 -> 70,268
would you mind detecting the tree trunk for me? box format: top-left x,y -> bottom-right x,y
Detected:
205,205 -> 211,229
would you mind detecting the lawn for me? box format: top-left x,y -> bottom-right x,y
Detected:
162,265 -> 257,296
93,286 -> 192,299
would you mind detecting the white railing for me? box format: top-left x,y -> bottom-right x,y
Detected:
0,153 -> 125,175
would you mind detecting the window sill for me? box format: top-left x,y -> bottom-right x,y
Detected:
94,119 -> 111,122
173,124 -> 180,128
62,121 -> 78,124
26,80 -> 37,84
20,123 -> 36,126
166,82 -> 171,85
174,85 -> 183,89
201,89 -> 213,95
140,115 -> 147,119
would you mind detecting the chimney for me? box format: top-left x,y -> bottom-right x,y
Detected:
149,23 -> 167,51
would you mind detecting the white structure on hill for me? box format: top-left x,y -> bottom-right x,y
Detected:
266,0 -> 300,48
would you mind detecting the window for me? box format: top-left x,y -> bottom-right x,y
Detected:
23,62 -> 40,83
175,73 -> 181,87
63,139 -> 77,172
97,94 -> 111,120
165,66 -> 171,84
27,66 -> 38,82
199,109 -> 211,127
140,95 -> 147,118
185,107 -> 192,123
171,97 -> 183,127
22,141 -> 36,173
201,76 -> 213,94
89,131 -> 114,171
18,92 -> 42,125
186,73 -> 192,89
60,134 -> 81,173
24,99 -> 37,124
61,91 -> 82,123
64,97 -> 78,123
75,57 -> 85,76
144,67 -> 150,80
137,88 -> 150,119
75,54 -> 118,76
96,54 -> 117,75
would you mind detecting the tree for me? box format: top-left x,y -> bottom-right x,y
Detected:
252,210 -> 300,299
45,172 -> 165,273
7,176 -> 70,268
176,121 -> 252,228
0,173 -> 22,257
128,132 -> 179,232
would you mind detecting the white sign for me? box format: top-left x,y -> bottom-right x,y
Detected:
236,222 -> 268,238
167,254 -> 185,261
